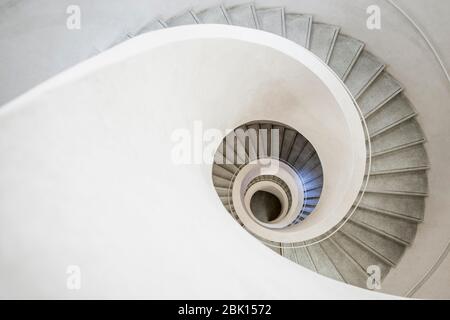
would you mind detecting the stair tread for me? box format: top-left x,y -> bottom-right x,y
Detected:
370,139 -> 425,157
357,72 -> 403,117
227,4 -> 259,28
293,143 -> 315,170
285,13 -> 312,48
333,231 -> 391,278
212,175 -> 231,188
281,244 -> 298,263
308,244 -> 344,282
165,11 -> 199,27
321,239 -> 368,287
350,209 -> 417,244
370,144 -> 428,173
294,246 -> 316,271
309,22 -> 339,63
304,175 -> 323,191
359,193 -> 425,221
280,129 -> 297,161
287,134 -> 307,163
370,118 -> 425,155
367,169 -> 428,196
196,5 -> 230,24
341,222 -> 405,265
366,94 -> 415,135
369,113 -> 416,138
212,163 -> 234,180
345,51 -> 385,98
256,7 -> 285,36
132,19 -> 166,36
328,34 -> 364,80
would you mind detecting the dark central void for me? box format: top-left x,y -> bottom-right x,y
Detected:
250,191 -> 282,223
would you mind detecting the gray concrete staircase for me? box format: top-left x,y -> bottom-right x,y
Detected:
111,3 -> 428,291
212,122 -> 324,223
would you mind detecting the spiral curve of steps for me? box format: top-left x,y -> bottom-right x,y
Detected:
106,3 -> 428,291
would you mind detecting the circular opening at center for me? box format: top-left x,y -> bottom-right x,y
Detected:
250,191 -> 282,223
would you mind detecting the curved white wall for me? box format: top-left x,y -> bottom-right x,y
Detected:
0,26 -> 379,298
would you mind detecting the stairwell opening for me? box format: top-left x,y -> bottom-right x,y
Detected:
250,191 -> 282,223
212,120 -> 324,232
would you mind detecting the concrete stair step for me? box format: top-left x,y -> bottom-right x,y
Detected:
309,22 -> 339,63
280,128 -> 297,161
304,175 -> 323,191
212,175 -> 231,188
328,34 -> 364,80
165,10 -> 199,27
366,94 -> 415,135
227,4 -> 259,28
212,163 -> 235,180
308,244 -> 344,282
287,134 -> 307,164
256,7 -> 285,36
305,187 -> 323,198
321,239 -> 368,287
300,153 -> 321,174
366,170 -> 428,195
370,118 -> 425,155
132,19 -> 166,37
293,246 -> 316,271
301,163 -> 323,183
371,144 -> 428,173
345,51 -> 385,98
281,244 -> 298,263
351,207 -> 418,244
196,5 -> 230,24
341,221 -> 406,265
285,13 -> 312,48
357,72 -> 403,117
333,231 -> 391,279
293,143 -> 315,171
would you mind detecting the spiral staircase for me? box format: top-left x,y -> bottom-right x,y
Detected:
107,3 -> 427,291
1,1 -> 449,299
